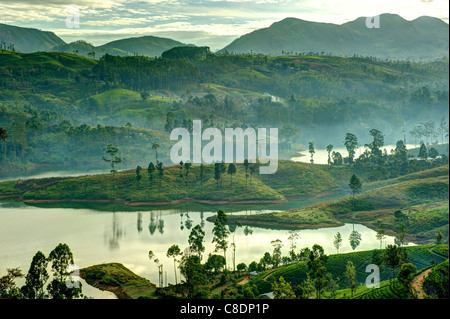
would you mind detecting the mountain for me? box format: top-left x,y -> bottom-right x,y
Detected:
220,14 -> 449,60
0,23 -> 65,53
98,36 -> 188,57
52,36 -> 188,59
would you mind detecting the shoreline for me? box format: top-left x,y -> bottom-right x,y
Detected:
21,197 -> 288,206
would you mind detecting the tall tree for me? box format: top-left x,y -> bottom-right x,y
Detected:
366,129 -> 384,160
344,133 -> 358,164
147,162 -> 155,186
308,141 -> 315,164
271,239 -> 283,268
212,210 -> 230,268
287,230 -> 300,261
102,144 -> 122,190
345,261 -> 357,298
326,144 -> 333,165
243,159 -> 250,185
166,244 -> 182,285
383,245 -> 403,283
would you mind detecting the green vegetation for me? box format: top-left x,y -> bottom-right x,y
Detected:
80,263 -> 156,299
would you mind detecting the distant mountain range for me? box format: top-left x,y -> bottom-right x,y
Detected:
221,14 -> 449,60
1,13 -> 448,60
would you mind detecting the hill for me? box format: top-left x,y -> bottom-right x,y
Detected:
221,14 -> 449,60
0,23 -> 65,53
225,165 -> 449,243
52,36 -> 187,59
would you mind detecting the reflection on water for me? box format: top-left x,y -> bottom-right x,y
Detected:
0,200 -> 413,294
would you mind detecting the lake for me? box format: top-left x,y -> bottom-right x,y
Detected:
0,158 -> 412,298
0,199 -> 407,295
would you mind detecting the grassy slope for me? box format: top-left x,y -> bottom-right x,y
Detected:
0,160 -> 360,203
80,263 -> 156,299
248,244 -> 449,297
229,165 -> 449,241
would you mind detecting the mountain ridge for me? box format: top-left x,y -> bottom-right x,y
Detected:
220,14 -> 449,59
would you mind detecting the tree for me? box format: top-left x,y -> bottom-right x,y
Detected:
272,276 -> 296,299
227,163 -> 237,187
136,165 -> 142,188
0,268 -> 24,298
188,224 -> 205,260
383,245 -> 403,283
395,223 -> 409,247
345,261 -> 357,298
308,141 -> 315,164
344,133 -> 358,164
148,162 -> 155,186
243,159 -> 250,185
184,162 -> 192,186
307,245 -> 328,299
376,223 -> 387,249
102,144 -> 122,190
287,230 -> 300,261
333,232 -> 343,254
152,141 -> 160,163
179,254 -> 208,299
271,239 -> 283,268
332,151 -> 342,165
428,147 -> 439,159
349,174 -> 362,197
326,144 -> 333,165
212,210 -> 230,268
366,129 -> 384,160
397,263 -> 417,295
47,243 -> 81,299
204,254 -> 226,274
418,143 -> 428,160
22,251 -> 49,299
167,244 -> 182,285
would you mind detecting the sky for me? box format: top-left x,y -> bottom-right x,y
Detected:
0,0 -> 448,50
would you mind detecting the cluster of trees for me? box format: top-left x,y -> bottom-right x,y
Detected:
320,127 -> 448,181
0,243 -> 83,299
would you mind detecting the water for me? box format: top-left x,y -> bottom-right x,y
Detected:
292,144 -> 416,164
0,200 -> 407,292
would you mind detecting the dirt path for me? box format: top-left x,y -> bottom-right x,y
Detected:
237,276 -> 250,285
411,268 -> 432,299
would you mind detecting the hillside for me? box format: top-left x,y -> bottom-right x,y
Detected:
225,165 -> 449,243
0,23 -> 65,53
248,244 -> 449,297
221,14 -> 449,60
